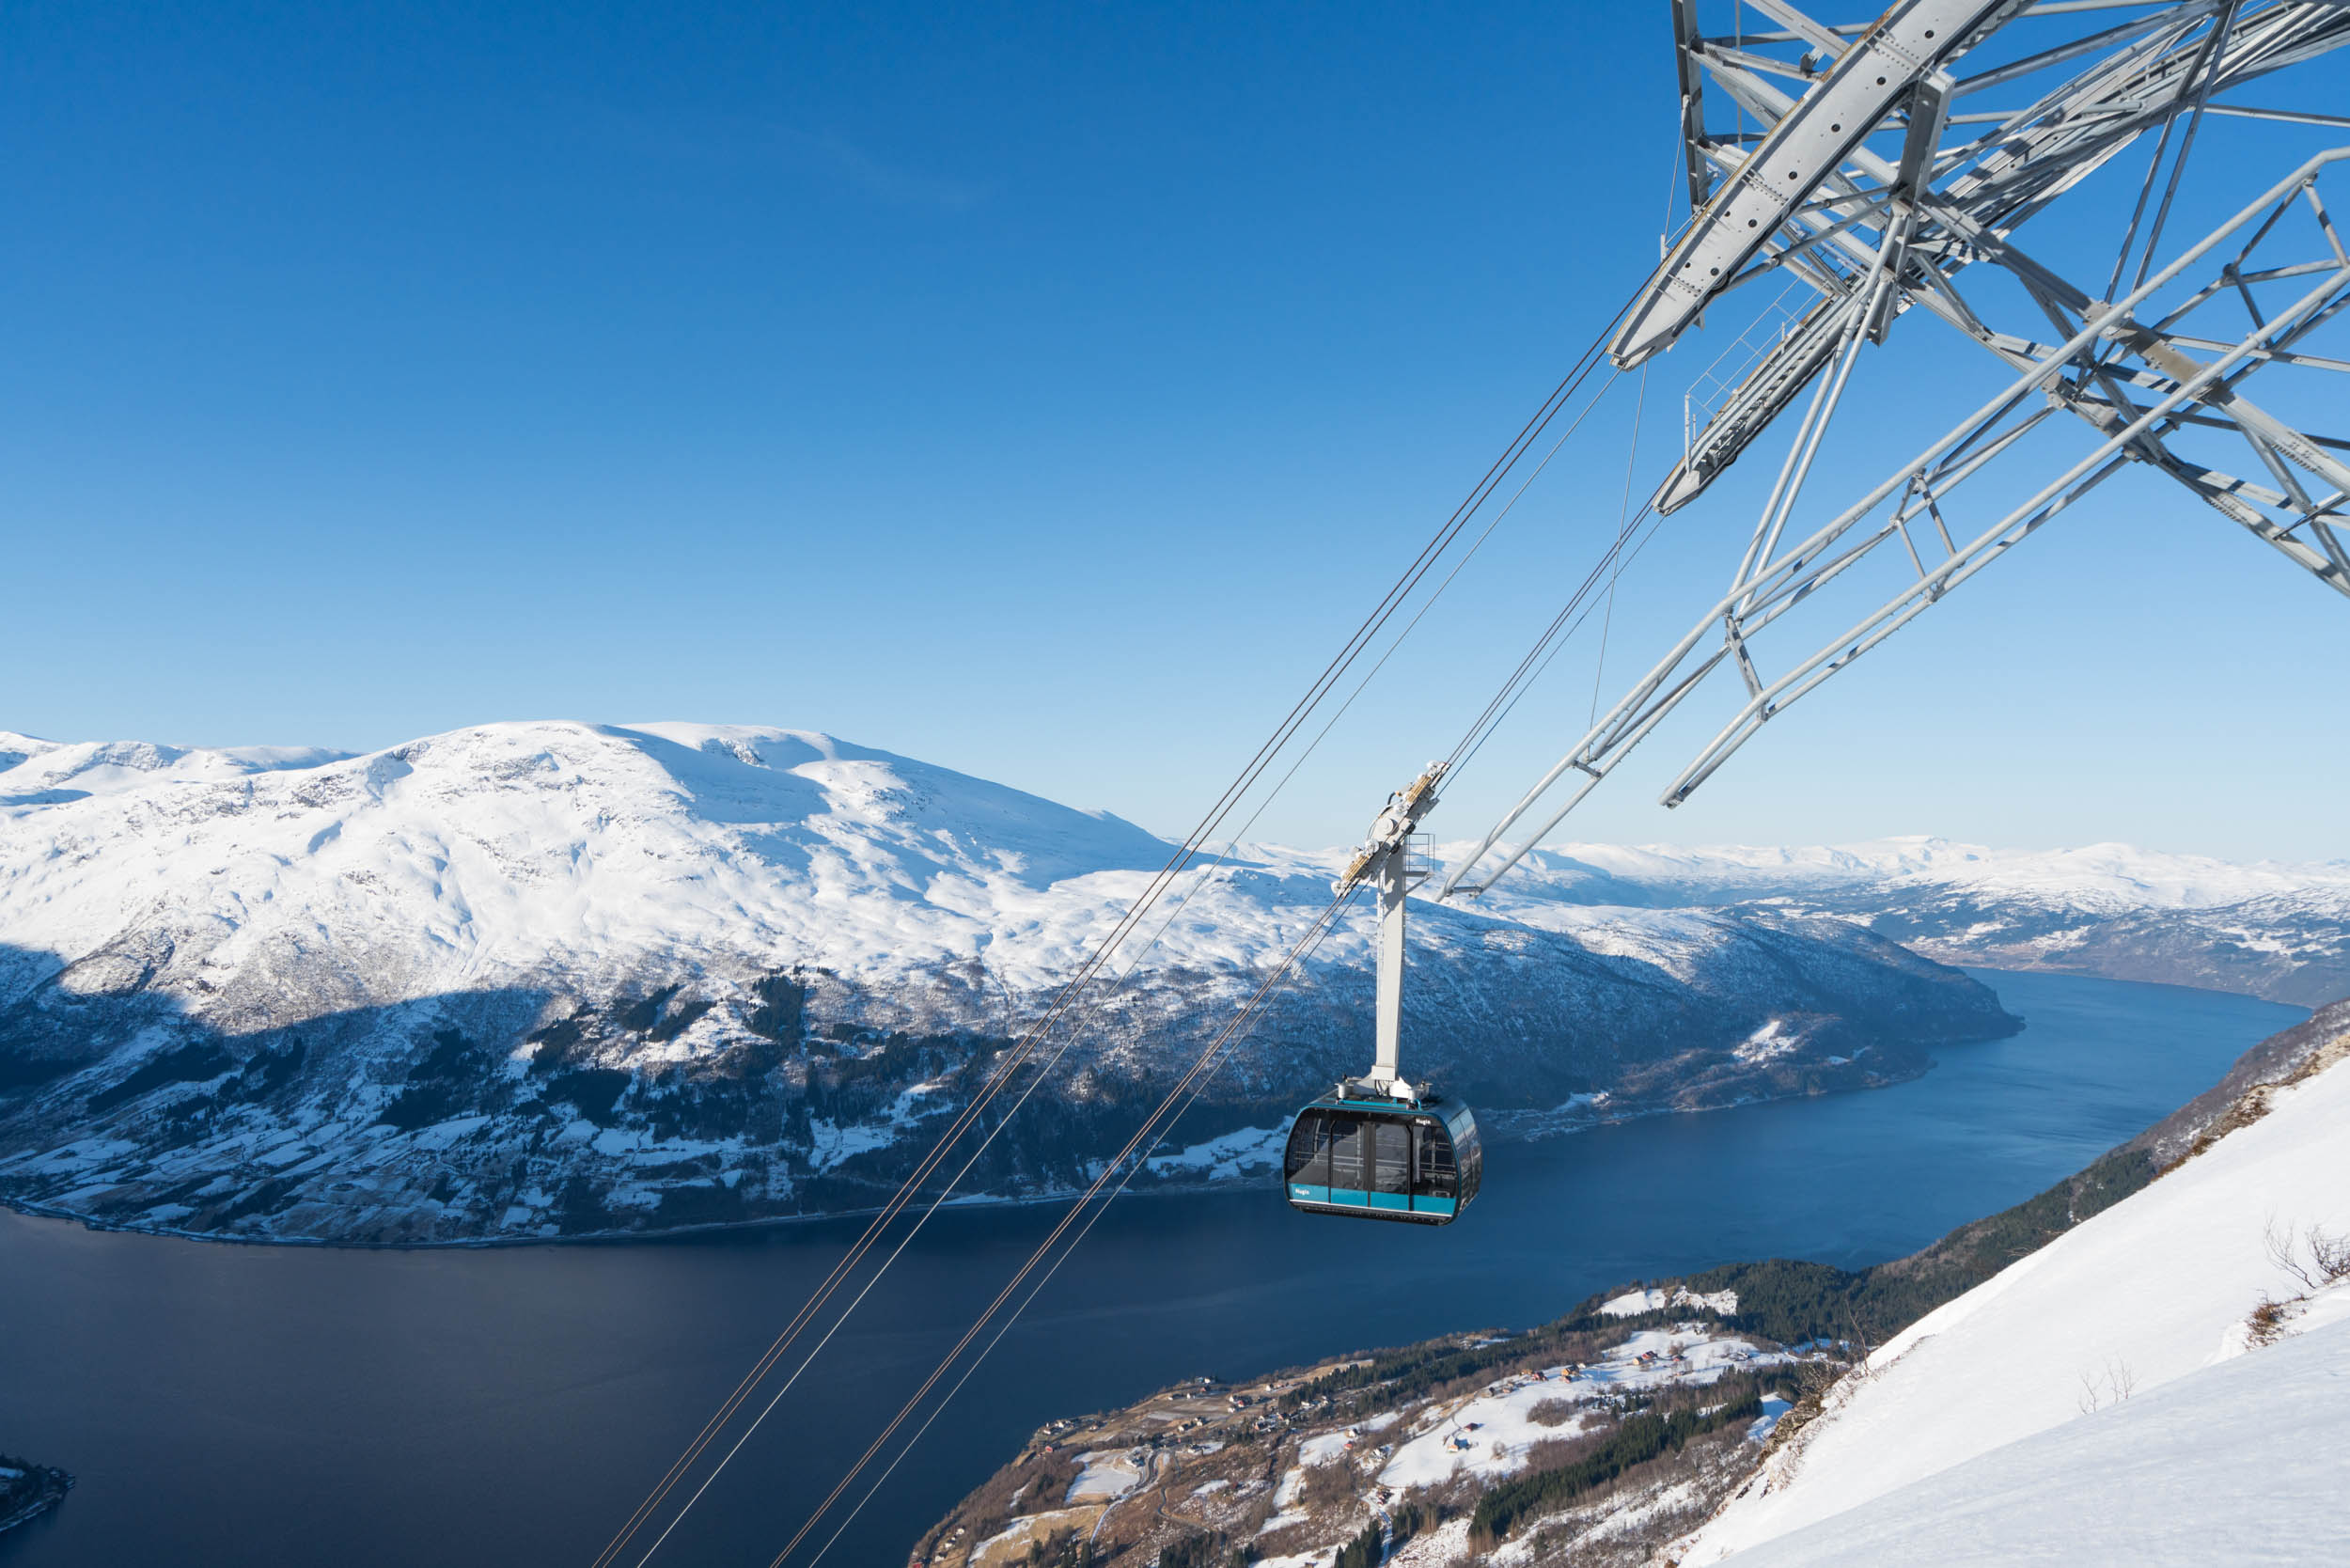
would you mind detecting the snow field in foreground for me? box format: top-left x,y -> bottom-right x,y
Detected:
1687,1042 -> 2350,1562
1718,1313 -> 2350,1568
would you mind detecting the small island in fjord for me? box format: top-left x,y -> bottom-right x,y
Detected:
0,1453 -> 74,1536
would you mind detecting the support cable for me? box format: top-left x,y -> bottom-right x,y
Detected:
1448,124 -> 1684,792
1448,500 -> 1661,792
624,699 -> 1375,1568
1250,362 -> 1630,823
589,816 -> 1230,1568
761,893 -> 1357,1568
1458,506 -> 1668,788
597,278 -> 1655,1568
619,821 -> 1290,1568
742,276 -> 1667,1568
799,899 -> 1357,1568
1443,489 -> 1660,790
1591,364 -> 1653,728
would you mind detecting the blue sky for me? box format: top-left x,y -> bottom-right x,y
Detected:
6,2 -> 2347,859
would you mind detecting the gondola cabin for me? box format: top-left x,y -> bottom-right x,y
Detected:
1281,1092 -> 1481,1225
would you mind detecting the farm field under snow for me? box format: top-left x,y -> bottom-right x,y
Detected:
1364,1327 -> 1789,1493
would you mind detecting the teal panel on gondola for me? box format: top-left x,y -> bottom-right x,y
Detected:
1282,1096 -> 1479,1225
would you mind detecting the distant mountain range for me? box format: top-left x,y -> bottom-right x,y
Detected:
1480,839 -> 2350,1007
0,722 -> 2018,1244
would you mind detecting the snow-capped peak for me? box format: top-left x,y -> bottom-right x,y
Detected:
0,719 -> 1184,1005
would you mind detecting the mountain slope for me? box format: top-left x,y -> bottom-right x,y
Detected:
1680,1000 -> 2350,1563
0,722 -> 2012,1244
1715,1315 -> 2350,1568
1482,838 -> 2350,1004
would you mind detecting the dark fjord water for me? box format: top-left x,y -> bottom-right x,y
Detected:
0,971 -> 2306,1566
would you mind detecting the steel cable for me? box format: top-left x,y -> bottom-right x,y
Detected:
1441,496 -> 1657,788
618,819 -> 1307,1567
760,893 -> 1358,1568
800,897 -> 1358,1567
595,281 -> 1650,1567
775,362 -> 1669,1550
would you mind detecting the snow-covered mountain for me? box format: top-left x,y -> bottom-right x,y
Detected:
1680,999 -> 2350,1565
1481,838 -> 2350,1006
0,722 -> 2009,1244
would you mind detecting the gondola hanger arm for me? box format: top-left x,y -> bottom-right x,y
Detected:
1332,760 -> 1448,898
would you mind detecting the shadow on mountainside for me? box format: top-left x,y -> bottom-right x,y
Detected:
0,926 -> 2022,1246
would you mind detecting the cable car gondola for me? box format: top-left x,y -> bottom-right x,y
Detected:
1283,1085 -> 1480,1225
1282,762 -> 1480,1225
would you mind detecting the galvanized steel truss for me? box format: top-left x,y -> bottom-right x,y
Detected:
1438,0 -> 2350,900
1652,0 -> 2350,513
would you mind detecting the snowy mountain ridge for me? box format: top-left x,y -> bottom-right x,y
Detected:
0,721 -> 1189,1003
1484,838 -> 2350,1006
1512,836 -> 2350,910
7,723 -> 2340,1005
0,721 -> 2011,1243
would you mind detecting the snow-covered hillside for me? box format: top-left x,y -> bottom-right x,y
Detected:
0,721 -> 1187,1012
1680,1000 -> 2350,1564
1711,1316 -> 2350,1568
1483,838 -> 2350,1005
0,723 -> 2010,1244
